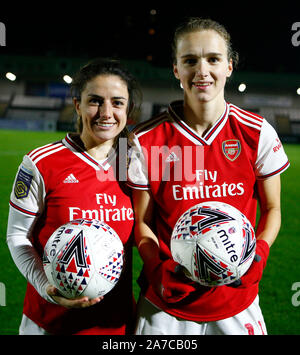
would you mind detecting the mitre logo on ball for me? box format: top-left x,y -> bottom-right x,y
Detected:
171,201 -> 256,286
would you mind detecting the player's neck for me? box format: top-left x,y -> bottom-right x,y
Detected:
80,134 -> 114,162
183,98 -> 226,137
87,144 -> 113,162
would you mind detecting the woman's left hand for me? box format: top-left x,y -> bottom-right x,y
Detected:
46,285 -> 103,309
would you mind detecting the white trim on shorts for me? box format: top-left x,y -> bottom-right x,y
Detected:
135,295 -> 267,335
19,314 -> 50,335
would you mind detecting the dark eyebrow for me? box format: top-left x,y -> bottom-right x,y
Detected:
180,52 -> 223,59
87,94 -> 127,100
206,52 -> 223,57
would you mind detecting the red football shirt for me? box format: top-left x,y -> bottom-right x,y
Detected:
9,133 -> 135,334
128,101 -> 289,321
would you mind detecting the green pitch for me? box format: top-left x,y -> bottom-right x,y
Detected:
0,129 -> 299,334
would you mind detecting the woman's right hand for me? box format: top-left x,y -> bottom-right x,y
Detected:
46,285 -> 103,309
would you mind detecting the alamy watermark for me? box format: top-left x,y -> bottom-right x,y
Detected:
291,22 -> 300,47
95,137 -> 205,183
0,22 -> 6,46
0,282 -> 6,306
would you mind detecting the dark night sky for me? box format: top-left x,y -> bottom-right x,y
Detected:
1,3 -> 300,74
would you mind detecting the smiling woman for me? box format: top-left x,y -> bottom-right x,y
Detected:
71,58 -> 142,161
71,58 -> 141,132
6,58 -> 143,335
73,75 -> 129,160
128,17 -> 290,336
173,30 -> 233,134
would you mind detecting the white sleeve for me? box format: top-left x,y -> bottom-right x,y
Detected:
7,156 -> 57,304
6,208 -> 56,303
127,133 -> 150,190
255,119 -> 290,179
10,155 -> 45,214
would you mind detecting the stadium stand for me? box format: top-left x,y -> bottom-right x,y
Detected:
0,55 -> 300,141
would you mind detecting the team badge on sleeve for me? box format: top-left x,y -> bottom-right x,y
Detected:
222,140 -> 241,161
14,167 -> 33,199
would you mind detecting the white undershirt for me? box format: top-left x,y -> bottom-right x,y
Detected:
6,207 -> 57,304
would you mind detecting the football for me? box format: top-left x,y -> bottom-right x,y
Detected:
43,218 -> 124,299
170,201 -> 256,286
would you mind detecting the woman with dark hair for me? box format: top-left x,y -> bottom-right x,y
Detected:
7,58 -> 142,335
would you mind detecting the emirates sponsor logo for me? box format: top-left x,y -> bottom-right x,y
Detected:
172,169 -> 245,200
68,193 -> 134,222
172,181 -> 245,200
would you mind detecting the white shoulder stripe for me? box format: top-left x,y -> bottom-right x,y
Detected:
28,143 -> 55,158
28,142 -> 63,160
230,104 -> 263,122
230,112 -> 262,130
30,144 -> 66,164
238,106 -> 264,122
229,105 -> 263,130
230,105 -> 263,123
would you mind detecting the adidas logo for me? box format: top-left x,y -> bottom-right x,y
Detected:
63,174 -> 79,183
165,152 -> 180,162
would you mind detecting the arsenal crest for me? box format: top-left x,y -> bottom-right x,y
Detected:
222,140 -> 241,161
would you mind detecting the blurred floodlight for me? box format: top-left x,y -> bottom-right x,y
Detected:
297,88 -> 300,95
63,75 -> 72,84
6,72 -> 16,81
238,83 -> 246,92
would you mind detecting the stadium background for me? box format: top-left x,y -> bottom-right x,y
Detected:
0,3 -> 299,334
